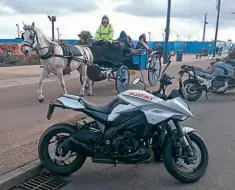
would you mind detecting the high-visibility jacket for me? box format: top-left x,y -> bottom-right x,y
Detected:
95,24 -> 114,43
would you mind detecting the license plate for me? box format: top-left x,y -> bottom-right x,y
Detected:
129,70 -> 135,75
47,103 -> 56,120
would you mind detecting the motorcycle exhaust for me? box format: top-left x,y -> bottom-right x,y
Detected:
188,71 -> 204,83
217,82 -> 228,92
58,137 -> 94,156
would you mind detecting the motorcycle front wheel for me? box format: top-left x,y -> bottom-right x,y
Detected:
38,123 -> 87,176
162,132 -> 209,183
183,79 -> 203,101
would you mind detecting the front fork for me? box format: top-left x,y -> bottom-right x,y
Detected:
173,120 -> 194,157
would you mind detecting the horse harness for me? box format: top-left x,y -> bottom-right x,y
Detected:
21,29 -> 92,68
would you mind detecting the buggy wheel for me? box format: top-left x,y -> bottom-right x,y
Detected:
115,65 -> 130,93
80,75 -> 94,89
148,54 -> 161,86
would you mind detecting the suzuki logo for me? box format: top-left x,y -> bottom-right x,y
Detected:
129,92 -> 153,100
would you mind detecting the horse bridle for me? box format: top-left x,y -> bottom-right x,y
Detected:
22,29 -> 55,59
22,29 -> 39,49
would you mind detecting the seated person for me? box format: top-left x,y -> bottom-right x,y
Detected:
117,31 -> 131,49
127,36 -> 134,49
95,15 -> 114,43
135,34 -> 150,50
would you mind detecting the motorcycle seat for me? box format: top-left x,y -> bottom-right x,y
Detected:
79,97 -> 119,114
194,66 -> 215,74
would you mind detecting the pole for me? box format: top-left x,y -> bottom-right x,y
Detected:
148,32 -> 151,41
162,34 -> 164,41
202,13 -> 207,42
16,24 -> 20,38
52,18 -> 55,40
213,0 -> 221,57
164,0 -> 171,64
57,28 -> 60,40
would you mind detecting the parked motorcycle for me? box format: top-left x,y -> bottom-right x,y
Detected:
180,62 -> 235,101
38,55 -> 209,183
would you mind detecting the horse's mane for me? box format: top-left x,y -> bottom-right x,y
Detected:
35,27 -> 58,45
23,24 -> 58,45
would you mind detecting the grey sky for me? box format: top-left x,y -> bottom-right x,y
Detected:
1,0 -> 98,15
114,0 -> 235,28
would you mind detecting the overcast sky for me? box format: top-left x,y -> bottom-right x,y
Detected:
0,0 -> 234,41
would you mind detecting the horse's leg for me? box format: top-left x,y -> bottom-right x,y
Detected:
38,68 -> 50,103
57,70 -> 68,94
87,78 -> 93,96
77,65 -> 88,97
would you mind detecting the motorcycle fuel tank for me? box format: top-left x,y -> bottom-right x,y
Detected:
212,62 -> 234,77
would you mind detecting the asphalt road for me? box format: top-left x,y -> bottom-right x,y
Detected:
0,56 -> 211,176
60,91 -> 235,190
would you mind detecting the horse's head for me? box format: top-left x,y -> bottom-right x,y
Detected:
22,22 -> 38,56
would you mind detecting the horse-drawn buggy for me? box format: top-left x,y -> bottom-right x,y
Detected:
81,40 -> 162,93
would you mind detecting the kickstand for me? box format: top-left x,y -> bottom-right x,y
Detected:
205,91 -> 208,99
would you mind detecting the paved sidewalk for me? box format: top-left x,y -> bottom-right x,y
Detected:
0,65 -> 42,80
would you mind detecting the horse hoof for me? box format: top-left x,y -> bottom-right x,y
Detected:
38,98 -> 44,103
88,93 -> 92,96
79,94 -> 84,97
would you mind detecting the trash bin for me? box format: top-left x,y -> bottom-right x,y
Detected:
176,50 -> 183,62
201,48 -> 209,56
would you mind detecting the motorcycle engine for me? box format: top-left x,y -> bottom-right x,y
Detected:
111,131 -> 139,155
212,77 -> 226,89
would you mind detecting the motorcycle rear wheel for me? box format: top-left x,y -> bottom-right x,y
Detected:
38,123 -> 86,176
162,132 -> 209,183
183,79 -> 203,101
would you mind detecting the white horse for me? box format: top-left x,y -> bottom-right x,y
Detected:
21,22 -> 93,103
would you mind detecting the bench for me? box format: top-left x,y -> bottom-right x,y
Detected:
195,54 -> 203,59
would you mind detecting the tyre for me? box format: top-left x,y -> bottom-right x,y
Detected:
115,65 -> 130,93
183,79 -> 203,101
38,123 -> 86,176
162,132 -> 209,183
80,75 -> 94,89
148,54 -> 161,86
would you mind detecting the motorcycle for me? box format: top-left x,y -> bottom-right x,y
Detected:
38,55 -> 209,183
179,61 -> 235,101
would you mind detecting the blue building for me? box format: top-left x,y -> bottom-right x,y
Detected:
0,38 -> 230,55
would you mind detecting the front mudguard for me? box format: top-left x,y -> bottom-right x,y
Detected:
182,126 -> 195,134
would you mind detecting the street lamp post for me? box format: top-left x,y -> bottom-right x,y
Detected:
57,28 -> 61,40
16,24 -> 20,38
213,0 -> 221,57
162,33 -> 164,41
48,15 -> 56,40
202,13 -> 208,43
148,32 -> 151,41
164,0 -> 171,64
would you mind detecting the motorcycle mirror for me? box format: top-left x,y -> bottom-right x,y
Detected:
132,77 -> 141,85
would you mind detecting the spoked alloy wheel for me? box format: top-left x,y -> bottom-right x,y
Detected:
183,79 -> 203,101
148,54 -> 161,86
115,65 -> 130,93
162,132 -> 209,183
38,124 -> 86,176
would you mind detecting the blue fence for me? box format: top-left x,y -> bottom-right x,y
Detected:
0,39 -> 229,54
